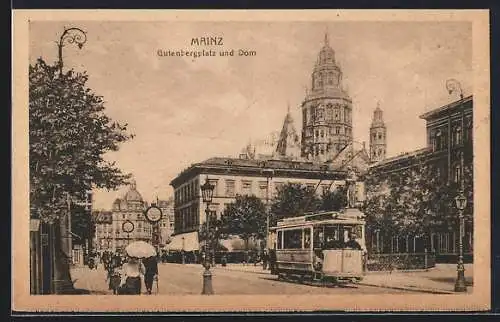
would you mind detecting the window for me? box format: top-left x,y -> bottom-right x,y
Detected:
327,72 -> 333,85
315,130 -> 319,138
335,126 -> 340,134
304,228 -> 311,249
274,182 -> 284,196
435,130 -> 442,151
258,182 -> 268,198
317,108 -> 324,120
241,181 -> 252,195
277,231 -> 283,249
454,164 -> 462,183
453,126 -> 462,146
225,180 -> 235,197
344,107 -> 349,122
327,105 -> 333,119
334,107 -> 340,120
283,229 -> 303,249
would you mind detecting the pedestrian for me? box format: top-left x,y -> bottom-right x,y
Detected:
119,256 -> 145,295
345,233 -> 362,250
269,248 -> 277,274
262,249 -> 268,270
106,260 -> 121,295
142,256 -> 159,295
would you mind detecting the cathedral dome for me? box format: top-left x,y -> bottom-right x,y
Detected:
124,180 -> 143,202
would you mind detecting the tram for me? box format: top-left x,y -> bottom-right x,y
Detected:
270,209 -> 366,284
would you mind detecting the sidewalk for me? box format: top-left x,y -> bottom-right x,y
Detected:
360,264 -> 474,294
213,263 -> 474,294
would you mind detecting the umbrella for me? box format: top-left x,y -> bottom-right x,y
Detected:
125,241 -> 157,258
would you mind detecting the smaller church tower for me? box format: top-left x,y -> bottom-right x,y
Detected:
369,103 -> 387,162
275,103 -> 301,160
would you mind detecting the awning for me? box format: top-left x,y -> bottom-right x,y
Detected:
165,232 -> 199,251
219,236 -> 260,252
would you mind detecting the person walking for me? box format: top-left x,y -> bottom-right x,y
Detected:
142,256 -> 159,295
262,249 -> 268,270
119,256 -> 145,295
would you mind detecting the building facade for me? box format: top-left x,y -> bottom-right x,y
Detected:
92,210 -> 113,252
367,95 -> 473,259
156,198 -> 175,247
169,157 -> 371,252
301,34 -> 354,162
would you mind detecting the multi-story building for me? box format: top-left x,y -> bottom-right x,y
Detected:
168,157 -> 372,252
156,198 -> 175,247
368,95 -> 473,260
92,210 -> 113,252
110,180 -> 152,251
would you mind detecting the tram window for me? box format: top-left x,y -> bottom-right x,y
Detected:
313,227 -> 324,248
304,228 -> 311,249
284,229 -> 302,249
277,231 -> 283,249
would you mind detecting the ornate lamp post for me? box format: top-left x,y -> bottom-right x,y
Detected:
200,176 -> 215,295
58,27 -> 87,75
454,191 -> 467,292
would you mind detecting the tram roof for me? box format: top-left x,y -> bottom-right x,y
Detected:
271,210 -> 365,229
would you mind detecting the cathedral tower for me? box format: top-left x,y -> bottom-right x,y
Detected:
369,103 -> 387,162
301,33 -> 353,162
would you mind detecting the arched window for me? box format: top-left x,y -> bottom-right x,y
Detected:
327,72 -> 333,85
317,107 -> 324,120
334,106 -> 340,120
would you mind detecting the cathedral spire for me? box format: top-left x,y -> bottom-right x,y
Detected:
324,31 -> 329,46
275,103 -> 300,159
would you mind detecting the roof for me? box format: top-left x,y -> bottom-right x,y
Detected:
419,95 -> 473,120
170,157 -> 348,187
368,147 -> 430,170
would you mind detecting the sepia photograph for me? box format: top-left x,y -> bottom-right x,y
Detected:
12,9 -> 490,312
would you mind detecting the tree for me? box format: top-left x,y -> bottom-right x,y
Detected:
29,58 -> 134,293
320,185 -> 348,212
270,183 -> 321,225
220,195 -> 267,250
70,204 -> 95,246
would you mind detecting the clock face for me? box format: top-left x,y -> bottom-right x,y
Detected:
145,206 -> 162,223
122,220 -> 134,233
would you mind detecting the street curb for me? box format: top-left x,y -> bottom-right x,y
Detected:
215,267 -> 272,275
357,282 -> 456,294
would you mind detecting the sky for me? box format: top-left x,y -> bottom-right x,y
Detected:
29,21 -> 472,210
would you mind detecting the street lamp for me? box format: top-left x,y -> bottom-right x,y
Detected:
58,27 -> 87,75
261,168 -> 274,252
181,237 -> 185,264
200,176 -> 215,295
454,191 -> 467,292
